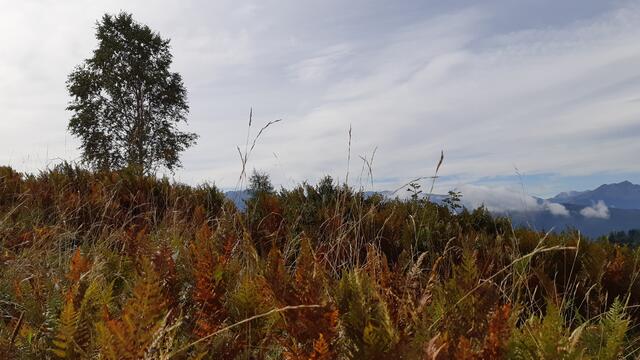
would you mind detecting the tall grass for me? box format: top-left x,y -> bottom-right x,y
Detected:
0,163 -> 639,359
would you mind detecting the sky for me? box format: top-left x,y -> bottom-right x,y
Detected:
2,0 -> 640,204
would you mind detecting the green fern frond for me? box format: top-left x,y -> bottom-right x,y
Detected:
96,260 -> 167,359
51,296 -> 79,359
586,298 -> 629,359
336,271 -> 398,359
507,302 -> 586,359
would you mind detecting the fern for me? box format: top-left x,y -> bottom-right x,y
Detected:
336,271 -> 398,359
6,167 -> 640,358
598,298 -> 629,359
480,303 -> 512,359
51,295 -> 79,359
190,223 -> 229,338
508,298 -> 631,359
508,302 -> 585,359
66,249 -> 91,283
309,333 -> 331,360
225,274 -> 272,357
582,298 -> 629,359
266,238 -> 338,358
51,252 -> 101,359
96,260 -> 167,359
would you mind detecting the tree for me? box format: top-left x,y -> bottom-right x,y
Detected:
67,12 -> 197,174
443,190 -> 463,213
317,175 -> 336,203
406,181 -> 423,202
248,170 -> 274,197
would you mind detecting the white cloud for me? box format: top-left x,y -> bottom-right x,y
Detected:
458,184 -> 537,212
546,202 -> 571,217
244,2 -> 640,191
288,44 -> 352,83
456,184 -> 570,216
1,1 -> 640,192
580,200 -> 610,219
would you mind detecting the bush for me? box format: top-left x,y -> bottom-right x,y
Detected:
1,166 -> 639,358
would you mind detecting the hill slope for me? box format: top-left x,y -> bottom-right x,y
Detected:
508,203 -> 640,238
549,181 -> 640,209
2,165 -> 639,358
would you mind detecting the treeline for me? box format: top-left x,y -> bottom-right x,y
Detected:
609,229 -> 640,247
1,164 -> 639,358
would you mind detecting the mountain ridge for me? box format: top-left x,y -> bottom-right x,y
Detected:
223,181 -> 640,238
548,180 -> 640,209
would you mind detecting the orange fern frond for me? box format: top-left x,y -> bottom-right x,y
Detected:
270,238 -> 338,357
152,244 -> 178,310
480,303 -> 512,359
191,225 -> 228,338
309,333 -> 332,360
96,261 -> 167,359
67,249 -> 91,283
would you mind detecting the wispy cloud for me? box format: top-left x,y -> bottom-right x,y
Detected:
288,44 -> 352,83
1,1 -> 639,192
241,1 -> 640,190
456,184 -> 570,216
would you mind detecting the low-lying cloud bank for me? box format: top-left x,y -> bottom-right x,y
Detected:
580,200 -> 610,219
453,184 -> 613,220
456,184 -> 569,216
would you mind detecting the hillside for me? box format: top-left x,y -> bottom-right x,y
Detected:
508,203 -> 640,238
506,181 -> 640,238
549,181 -> 640,209
352,184 -> 640,238
1,165 -> 639,358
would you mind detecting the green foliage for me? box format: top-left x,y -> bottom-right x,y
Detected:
509,299 -> 629,359
406,181 -> 423,201
442,190 -> 462,212
1,166 -> 640,358
336,271 -> 398,359
96,260 -> 167,359
508,302 -> 585,359
609,229 -> 640,247
582,298 -> 629,359
248,170 -> 275,196
51,295 -> 80,359
67,12 -> 197,174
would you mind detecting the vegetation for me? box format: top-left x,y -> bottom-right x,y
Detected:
1,164 -> 640,359
67,13 -> 197,174
609,229 -> 640,247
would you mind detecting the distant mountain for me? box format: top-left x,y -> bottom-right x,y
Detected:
225,190 -> 250,211
504,181 -> 640,238
548,181 -> 640,209
549,190 -> 586,203
508,203 -> 640,238
223,182 -> 640,239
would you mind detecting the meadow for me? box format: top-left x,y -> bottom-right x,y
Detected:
1,164 -> 639,359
